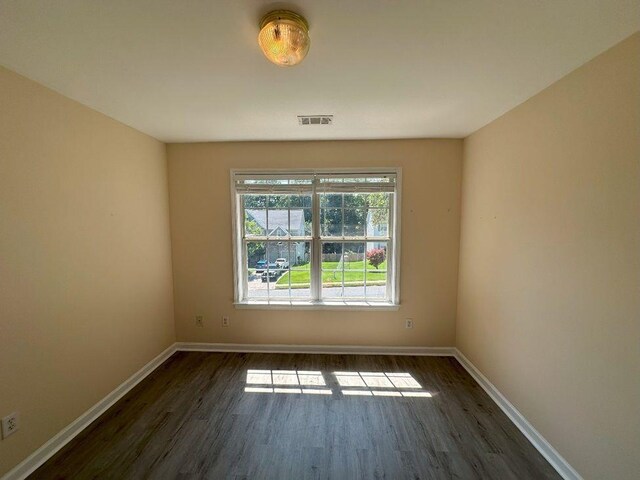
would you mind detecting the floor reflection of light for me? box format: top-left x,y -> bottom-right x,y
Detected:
361,372 -> 395,388
298,372 -> 325,386
244,370 -> 433,398
274,387 -> 302,394
372,390 -> 402,397
400,391 -> 432,397
335,371 -> 432,398
342,390 -> 432,398
334,371 -> 424,390
334,372 -> 367,387
246,369 -> 326,386
272,371 -> 299,386
385,372 -> 422,389
302,389 -> 332,395
246,370 -> 273,385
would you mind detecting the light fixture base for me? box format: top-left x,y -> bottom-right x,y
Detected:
259,10 -> 309,32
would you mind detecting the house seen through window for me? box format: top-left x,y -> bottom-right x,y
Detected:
232,170 -> 400,306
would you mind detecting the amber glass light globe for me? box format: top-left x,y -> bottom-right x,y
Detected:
258,10 -> 310,67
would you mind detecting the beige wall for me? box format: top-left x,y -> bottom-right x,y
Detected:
0,67 -> 176,476
457,32 -> 640,480
167,139 -> 462,346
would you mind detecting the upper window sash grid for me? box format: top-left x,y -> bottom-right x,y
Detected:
242,195 -> 312,239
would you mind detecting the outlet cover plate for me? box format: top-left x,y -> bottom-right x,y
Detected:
2,412 -> 19,439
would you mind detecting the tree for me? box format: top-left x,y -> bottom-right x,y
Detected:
245,219 -> 265,264
367,192 -> 389,227
366,248 -> 386,270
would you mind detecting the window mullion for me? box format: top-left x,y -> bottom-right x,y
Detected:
288,241 -> 292,300
341,241 -> 345,298
240,196 -> 248,301
266,241 -> 270,302
386,196 -> 394,302
311,182 -> 321,301
364,241 -> 367,300
341,199 -> 345,298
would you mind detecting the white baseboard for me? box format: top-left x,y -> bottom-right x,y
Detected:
175,342 -> 455,356
1,344 -> 177,480
453,349 -> 582,480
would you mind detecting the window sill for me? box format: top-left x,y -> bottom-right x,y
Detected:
234,300 -> 400,311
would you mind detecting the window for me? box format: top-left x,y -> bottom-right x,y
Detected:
231,169 -> 401,307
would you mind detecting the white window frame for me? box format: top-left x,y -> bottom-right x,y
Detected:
230,168 -> 401,309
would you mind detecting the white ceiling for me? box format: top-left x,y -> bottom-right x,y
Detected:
0,1 -> 638,142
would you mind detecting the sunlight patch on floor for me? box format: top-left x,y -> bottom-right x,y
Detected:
244,369 -> 433,398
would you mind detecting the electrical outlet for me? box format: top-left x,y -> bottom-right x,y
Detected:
222,316 -> 230,327
405,318 -> 413,329
195,315 -> 204,327
2,412 -> 19,439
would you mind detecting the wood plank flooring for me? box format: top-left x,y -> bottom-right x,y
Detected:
30,352 -> 561,479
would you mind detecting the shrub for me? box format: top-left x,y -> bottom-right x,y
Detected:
366,248 -> 386,270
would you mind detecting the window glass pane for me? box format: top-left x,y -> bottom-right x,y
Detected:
343,193 -> 368,208
367,209 -> 389,237
256,243 -> 285,294
267,194 -> 283,208
266,210 -> 290,237
366,238 -> 387,300
319,193 -> 343,208
287,209 -> 306,237
323,271 -> 344,298
320,208 -> 343,236
289,195 -> 312,208
246,242 -> 268,299
367,192 -> 390,208
244,210 -> 266,237
243,194 -> 267,208
366,242 -> 387,271
321,243 -> 343,298
291,241 -> 311,267
268,194 -> 311,208
303,208 -> 312,236
366,269 -> 387,300
342,243 -> 366,298
343,209 -> 366,236
343,242 -> 365,272
275,242 -> 311,299
265,242 -> 285,297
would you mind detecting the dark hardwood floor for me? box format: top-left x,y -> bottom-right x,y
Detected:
30,352 -> 561,479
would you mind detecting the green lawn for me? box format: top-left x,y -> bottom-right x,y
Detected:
275,261 -> 387,289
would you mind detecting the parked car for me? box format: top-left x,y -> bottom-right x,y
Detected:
255,259 -> 268,273
275,258 -> 290,269
261,268 -> 282,282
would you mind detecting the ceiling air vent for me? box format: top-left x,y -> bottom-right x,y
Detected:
298,115 -> 333,126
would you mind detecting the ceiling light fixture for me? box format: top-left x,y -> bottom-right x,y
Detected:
258,10 -> 310,67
